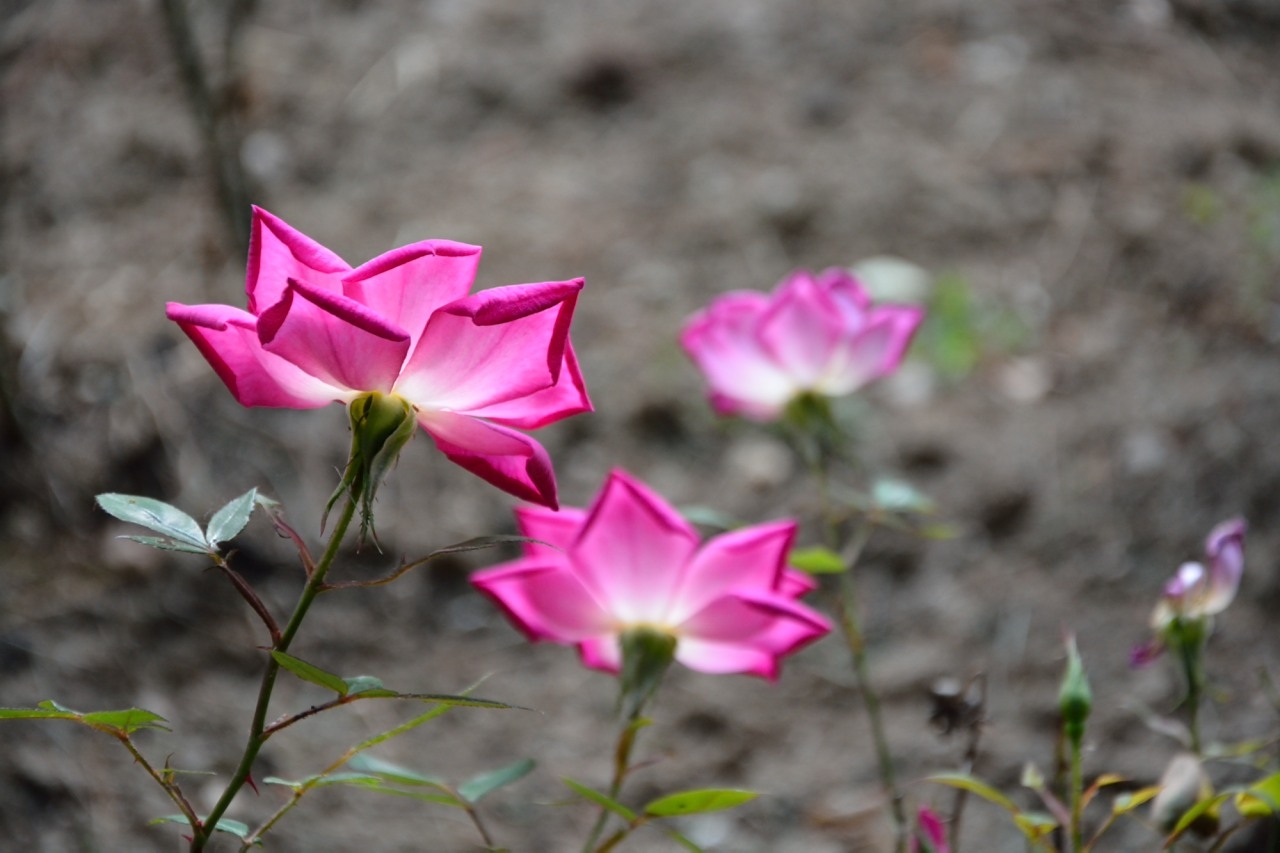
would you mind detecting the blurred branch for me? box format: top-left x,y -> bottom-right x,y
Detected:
157,0 -> 255,257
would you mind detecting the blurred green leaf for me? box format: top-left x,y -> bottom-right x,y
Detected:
348,754 -> 449,788
263,772 -> 383,792
788,546 -> 846,575
1165,792 -> 1229,845
271,651 -> 348,695
0,706 -> 79,722
342,676 -> 385,695
459,758 -> 536,804
563,778 -> 637,821
927,773 -> 1058,847
1236,771 -> 1280,818
644,789 -> 757,817
871,478 -> 935,514
149,815 -> 259,844
96,494 -> 207,550
679,505 -> 741,531
1112,786 -> 1159,815
206,488 -> 257,546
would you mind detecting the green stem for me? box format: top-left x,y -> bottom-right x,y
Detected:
191,494 -> 359,851
838,567 -> 907,853
1178,635 -> 1204,755
1068,734 -> 1083,853
582,715 -> 645,853
116,734 -> 202,832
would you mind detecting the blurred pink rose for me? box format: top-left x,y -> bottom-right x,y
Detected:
680,268 -> 924,421
167,207 -> 590,508
1154,517 -> 1246,626
909,806 -> 950,853
471,469 -> 831,679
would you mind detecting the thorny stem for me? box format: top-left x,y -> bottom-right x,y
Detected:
115,733 -> 201,832
191,493 -> 359,851
213,553 -> 281,644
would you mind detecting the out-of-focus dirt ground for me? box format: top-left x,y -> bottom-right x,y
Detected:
3,0 -> 1280,850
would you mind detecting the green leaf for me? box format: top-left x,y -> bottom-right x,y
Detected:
149,815 -> 258,844
1236,771 -> 1280,818
0,705 -> 79,722
263,772 -> 384,792
206,488 -> 257,546
563,778 -> 637,822
348,754 -> 450,788
459,758 -> 535,804
398,693 -> 524,710
1165,792 -> 1229,845
96,494 -> 208,550
122,535 -> 212,554
342,676 -> 385,695
1012,811 -> 1058,840
644,788 -> 757,817
678,505 -> 740,531
927,773 -> 1020,812
1113,787 -> 1160,815
870,478 -> 935,514
81,708 -> 170,734
788,546 -> 847,574
271,651 -> 349,695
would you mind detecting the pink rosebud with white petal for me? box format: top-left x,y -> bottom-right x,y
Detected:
680,268 -> 924,422
471,469 -> 831,680
167,207 -> 591,509
1153,518 -> 1246,628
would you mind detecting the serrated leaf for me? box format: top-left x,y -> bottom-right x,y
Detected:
871,478 -> 935,514
342,676 -> 385,695
1235,771 -> 1280,818
459,758 -> 535,804
348,754 -> 450,788
563,778 -> 637,821
271,651 -> 348,695
123,535 -> 211,554
206,488 -> 257,546
788,546 -> 847,574
81,708 -> 170,734
149,815 -> 258,844
96,494 -> 207,550
644,789 -> 757,817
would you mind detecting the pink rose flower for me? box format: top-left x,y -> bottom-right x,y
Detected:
167,207 -> 590,508
471,469 -> 831,679
680,268 -> 924,421
1154,517 -> 1246,626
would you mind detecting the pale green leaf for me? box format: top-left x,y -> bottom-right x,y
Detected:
206,488 -> 257,546
271,651 -> 348,695
644,789 -> 757,817
459,758 -> 535,804
563,778 -> 636,821
96,494 -> 207,550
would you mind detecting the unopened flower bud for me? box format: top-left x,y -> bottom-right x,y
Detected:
1058,635 -> 1092,743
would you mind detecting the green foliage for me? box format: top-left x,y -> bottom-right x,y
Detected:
926,773 -> 1058,849
643,788 -> 757,816
272,651 -> 349,694
915,272 -> 1030,380
458,758 -> 536,804
788,546 -> 846,574
563,778 -> 638,822
96,489 -> 259,554
149,815 -> 259,844
0,700 -> 169,736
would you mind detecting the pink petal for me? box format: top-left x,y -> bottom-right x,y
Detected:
675,590 -> 830,680
471,561 -> 613,643
779,569 -> 819,597
681,294 -> 797,421
258,278 -> 410,394
817,267 -> 872,317
342,240 -> 481,351
464,343 -> 593,429
514,505 -> 589,558
416,410 -> 558,508
571,470 -> 699,623
821,305 -> 923,394
667,521 -> 797,623
756,271 -> 844,386
245,207 -> 349,313
673,639 -> 778,678
578,635 -> 623,673
166,302 -> 348,407
1203,517 -> 1245,615
396,280 -> 583,413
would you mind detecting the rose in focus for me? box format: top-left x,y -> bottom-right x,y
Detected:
680,267 -> 924,421
471,469 -> 831,679
167,207 -> 590,508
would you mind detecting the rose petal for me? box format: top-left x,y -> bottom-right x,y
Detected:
514,505 -> 589,557
667,521 -> 797,623
680,293 -> 797,420
342,240 -> 481,350
246,207 -> 349,313
756,271 -> 844,387
571,470 -> 699,623
166,302 -> 348,407
258,278 -> 411,394
464,343 -> 593,429
396,280 -> 583,413
471,561 -> 612,642
416,410 -> 558,508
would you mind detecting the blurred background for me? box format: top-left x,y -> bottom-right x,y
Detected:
3,0 -> 1280,849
